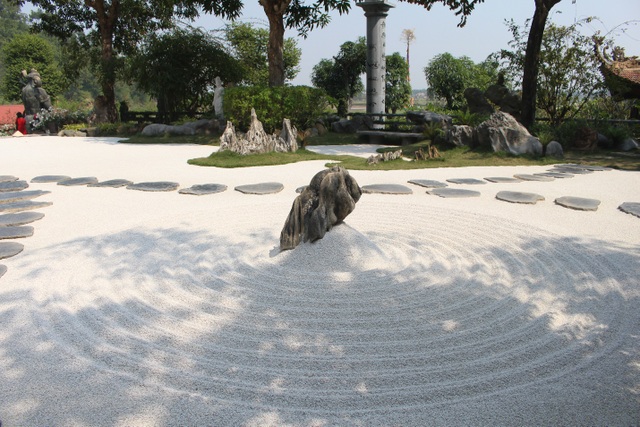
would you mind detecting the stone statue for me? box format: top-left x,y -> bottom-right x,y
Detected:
21,69 -> 52,116
280,166 -> 362,250
213,76 -> 224,120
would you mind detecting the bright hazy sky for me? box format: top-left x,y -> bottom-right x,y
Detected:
192,0 -> 640,89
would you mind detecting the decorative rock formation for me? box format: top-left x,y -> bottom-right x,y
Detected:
280,166 -> 361,251
220,109 -> 298,154
474,112 -> 543,156
545,141 -> 564,158
446,125 -> 474,147
366,149 -> 403,165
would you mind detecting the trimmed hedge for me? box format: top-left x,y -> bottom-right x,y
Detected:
223,86 -> 331,133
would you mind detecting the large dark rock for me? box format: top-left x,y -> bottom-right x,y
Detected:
280,166 -> 361,251
406,111 -> 452,127
474,112 -> 543,156
464,87 -> 494,116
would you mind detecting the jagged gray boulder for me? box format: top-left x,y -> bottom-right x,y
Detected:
618,138 -> 639,152
219,109 -> 298,155
446,125 -> 474,147
464,87 -> 494,115
406,111 -> 452,127
280,166 -> 361,251
331,115 -> 373,133
474,112 -> 543,156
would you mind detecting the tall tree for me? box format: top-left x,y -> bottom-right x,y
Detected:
400,29 -> 416,82
21,0 -> 242,122
386,52 -> 411,113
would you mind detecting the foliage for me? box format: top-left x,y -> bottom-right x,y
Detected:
224,22 -> 301,86
30,106 -> 89,131
223,85 -> 331,133
0,33 -> 67,102
311,37 -> 366,117
128,28 -> 242,118
424,53 -> 498,110
385,52 -> 412,114
452,109 -> 486,126
500,19 -> 605,126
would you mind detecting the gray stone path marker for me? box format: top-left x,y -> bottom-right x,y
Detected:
513,174 -> 554,182
555,196 -> 601,211
0,176 -> 18,183
0,180 -> 28,192
484,177 -> 522,183
0,211 -> 45,226
0,264 -> 6,278
408,179 -> 448,188
362,184 -> 413,194
0,241 -> 24,260
88,179 -> 133,188
0,225 -> 34,239
0,190 -> 50,204
446,178 -> 487,185
536,172 -> 573,178
179,183 -> 227,195
550,167 -> 592,175
58,177 -> 99,186
618,202 -> 640,218
127,181 -> 180,192
428,188 -> 481,198
0,200 -> 53,214
235,182 -> 284,195
31,175 -> 72,183
496,191 -> 545,204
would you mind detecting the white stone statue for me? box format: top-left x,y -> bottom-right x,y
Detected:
213,76 -> 224,120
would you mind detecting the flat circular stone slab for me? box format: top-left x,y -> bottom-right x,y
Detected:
408,179 -> 448,188
555,196 -> 600,211
0,190 -> 50,204
549,167 -> 592,175
446,178 -> 487,185
513,174 -> 554,182
234,182 -> 284,195
0,264 -> 6,278
31,175 -> 72,183
88,179 -> 133,188
428,188 -> 481,198
618,202 -> 640,218
0,211 -> 45,226
179,183 -> 227,195
127,181 -> 180,192
58,177 -> 99,186
536,172 -> 573,178
362,184 -> 413,195
0,180 -> 28,192
496,191 -> 545,204
0,200 -> 53,214
0,241 -> 24,260
0,176 -> 18,183
0,225 -> 34,239
484,177 -> 522,183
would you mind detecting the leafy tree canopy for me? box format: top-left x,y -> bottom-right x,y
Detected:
385,52 -> 411,113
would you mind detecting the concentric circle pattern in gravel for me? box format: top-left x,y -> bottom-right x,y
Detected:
24,201 -> 639,425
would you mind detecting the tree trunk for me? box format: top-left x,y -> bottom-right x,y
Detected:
90,0 -> 119,123
520,0 -> 561,129
260,0 -> 289,87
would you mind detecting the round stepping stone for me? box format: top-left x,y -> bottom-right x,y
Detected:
0,190 -> 50,204
234,182 -> 284,195
427,188 -> 481,198
0,180 -> 28,192
31,175 -> 72,183
0,200 -> 53,214
0,225 -> 34,239
408,179 -> 448,188
513,174 -> 554,182
446,178 -> 487,185
496,191 -> 545,204
580,165 -> 612,171
618,202 -> 640,219
484,177 -> 522,183
127,181 -> 180,192
362,184 -> 413,195
0,241 -> 24,260
536,172 -> 573,178
550,167 -> 592,175
0,212 -> 45,226
179,183 -> 227,195
88,179 -> 134,188
58,177 -> 99,186
0,176 -> 18,183
555,196 -> 600,211
0,264 -> 6,278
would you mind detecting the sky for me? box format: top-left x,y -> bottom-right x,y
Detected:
191,0 -> 640,89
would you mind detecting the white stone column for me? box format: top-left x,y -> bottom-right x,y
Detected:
357,0 -> 394,126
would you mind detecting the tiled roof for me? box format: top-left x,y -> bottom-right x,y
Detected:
0,105 -> 24,125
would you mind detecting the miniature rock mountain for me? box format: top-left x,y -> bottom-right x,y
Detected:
280,166 -> 362,251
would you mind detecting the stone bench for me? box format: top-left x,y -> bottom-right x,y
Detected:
356,130 -> 424,145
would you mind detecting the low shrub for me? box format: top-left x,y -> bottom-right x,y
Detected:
224,86 -> 331,133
